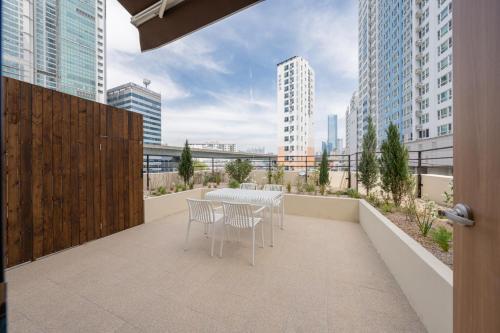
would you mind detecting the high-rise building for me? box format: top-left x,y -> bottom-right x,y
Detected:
358,0 -> 378,145
355,0 -> 453,153
276,56 -> 315,169
328,114 -> 338,151
345,91 -> 359,155
107,82 -> 162,145
1,0 -> 106,102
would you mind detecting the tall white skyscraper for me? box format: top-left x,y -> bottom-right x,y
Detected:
353,0 -> 453,153
1,0 -> 106,102
276,56 -> 315,169
345,91 -> 359,155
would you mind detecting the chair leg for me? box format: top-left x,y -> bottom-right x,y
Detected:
219,225 -> 226,258
204,224 -> 208,237
184,220 -> 192,251
252,226 -> 255,266
261,222 -> 265,248
210,223 -> 216,257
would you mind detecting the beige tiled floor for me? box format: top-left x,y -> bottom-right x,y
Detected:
7,212 -> 425,333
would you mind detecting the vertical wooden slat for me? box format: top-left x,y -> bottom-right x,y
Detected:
61,93 -> 72,249
86,100 -> 95,241
99,104 -> 108,237
70,96 -> 79,246
106,106 -> 114,236
52,91 -> 63,251
5,78 -> 21,266
32,85 -> 44,259
93,103 -> 101,239
78,99 -> 87,244
42,88 -> 54,255
19,81 -> 33,262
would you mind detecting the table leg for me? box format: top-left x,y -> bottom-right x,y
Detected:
269,204 -> 274,247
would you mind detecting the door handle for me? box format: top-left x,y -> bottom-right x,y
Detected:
441,203 -> 475,227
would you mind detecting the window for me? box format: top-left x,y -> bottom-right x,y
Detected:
438,20 -> 452,40
284,126 -> 289,132
418,128 -> 430,139
438,72 -> 452,87
437,123 -> 452,136
438,55 -> 452,71
438,106 -> 452,119
420,113 -> 429,124
438,3 -> 452,23
438,89 -> 452,104
438,37 -> 452,56
421,98 -> 430,110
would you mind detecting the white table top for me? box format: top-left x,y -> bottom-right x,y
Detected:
205,188 -> 282,206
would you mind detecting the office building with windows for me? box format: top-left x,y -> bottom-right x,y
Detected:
345,91 -> 360,155
107,82 -> 162,145
276,56 -> 315,169
322,114 -> 338,154
1,0 -> 106,102
354,0 -> 453,152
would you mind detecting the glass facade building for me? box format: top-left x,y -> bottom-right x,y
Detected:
1,0 -> 106,102
107,83 -> 162,145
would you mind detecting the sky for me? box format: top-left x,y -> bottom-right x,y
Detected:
106,0 -> 358,153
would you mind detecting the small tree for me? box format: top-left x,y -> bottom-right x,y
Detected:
379,123 -> 410,206
225,158 -> 253,183
318,148 -> 330,194
178,140 -> 194,186
358,116 -> 379,195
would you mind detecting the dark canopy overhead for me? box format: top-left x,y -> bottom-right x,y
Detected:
117,0 -> 263,51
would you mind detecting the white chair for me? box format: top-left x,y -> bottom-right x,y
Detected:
219,202 -> 265,266
263,184 -> 285,230
185,199 -> 223,257
240,183 -> 257,190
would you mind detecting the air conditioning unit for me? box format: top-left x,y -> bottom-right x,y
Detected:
415,124 -> 423,131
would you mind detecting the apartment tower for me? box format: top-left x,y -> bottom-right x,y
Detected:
1,0 -> 106,102
107,82 -> 162,145
276,56 -> 315,169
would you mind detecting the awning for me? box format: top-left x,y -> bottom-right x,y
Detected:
117,0 -> 263,51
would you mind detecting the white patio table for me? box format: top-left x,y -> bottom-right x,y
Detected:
205,188 -> 282,246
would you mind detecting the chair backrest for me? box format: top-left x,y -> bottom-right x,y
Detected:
186,199 -> 215,224
240,183 -> 257,190
222,202 -> 255,228
263,184 -> 284,192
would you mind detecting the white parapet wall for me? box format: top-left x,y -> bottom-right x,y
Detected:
358,200 -> 453,333
145,188 -> 212,223
283,194 -> 358,222
421,174 -> 453,205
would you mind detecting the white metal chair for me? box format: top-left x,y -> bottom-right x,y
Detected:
240,183 -> 257,190
185,199 -> 223,257
263,184 -> 285,230
219,202 -> 265,266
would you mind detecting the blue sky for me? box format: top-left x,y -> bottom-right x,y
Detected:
107,0 -> 358,153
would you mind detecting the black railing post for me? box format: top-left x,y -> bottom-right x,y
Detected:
211,157 -> 214,175
417,151 -> 422,198
347,154 -> 351,188
146,155 -> 150,190
355,152 -> 359,191
305,157 -> 308,182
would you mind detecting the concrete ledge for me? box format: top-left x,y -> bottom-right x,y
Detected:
284,194 -> 358,222
359,200 -> 452,333
145,188 -> 202,222
421,174 -> 453,205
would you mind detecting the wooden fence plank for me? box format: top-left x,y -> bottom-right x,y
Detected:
52,91 -> 63,251
106,106 -> 114,235
19,81 -> 33,263
70,96 -> 79,246
78,99 -> 87,244
5,78 -> 21,266
86,100 -> 95,242
61,94 -> 72,249
93,103 -> 101,239
32,85 -> 44,259
42,88 -> 54,255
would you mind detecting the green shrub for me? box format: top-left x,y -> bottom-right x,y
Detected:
228,179 -> 240,189
178,140 -> 194,186
175,183 -> 186,193
345,188 -> 361,199
431,227 -> 453,252
295,178 -> 304,193
286,182 -> 291,193
443,181 -> 453,207
304,182 -> 316,193
366,193 -> 381,207
381,201 -> 394,214
202,175 -> 209,187
379,123 -> 410,206
358,116 -> 379,195
152,186 -> 167,196
214,172 -> 222,185
225,159 -> 252,183
189,182 -> 194,190
319,149 -> 330,188
405,179 -> 437,236
272,165 -> 285,185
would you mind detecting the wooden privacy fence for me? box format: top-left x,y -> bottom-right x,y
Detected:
2,77 -> 144,267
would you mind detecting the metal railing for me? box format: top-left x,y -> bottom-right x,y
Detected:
143,146 -> 453,197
